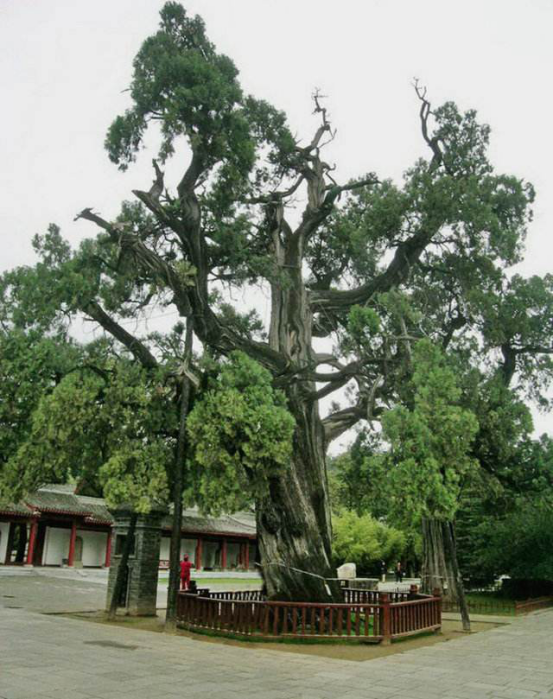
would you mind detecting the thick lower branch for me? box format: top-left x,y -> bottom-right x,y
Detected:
84,301 -> 158,369
323,403 -> 367,444
311,225 -> 437,313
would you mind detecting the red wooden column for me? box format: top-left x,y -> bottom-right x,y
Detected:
195,538 -> 202,570
26,519 -> 38,566
67,521 -> 77,567
244,541 -> 250,571
221,540 -> 227,570
104,530 -> 112,568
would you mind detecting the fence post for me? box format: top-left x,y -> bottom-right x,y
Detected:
432,587 -> 442,628
381,592 -> 392,645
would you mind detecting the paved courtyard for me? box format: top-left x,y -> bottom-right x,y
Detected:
0,566 -> 263,613
1,573 -> 553,699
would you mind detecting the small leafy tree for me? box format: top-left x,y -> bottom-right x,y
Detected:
473,497 -> 553,584
456,431 -> 553,587
4,357 -> 175,510
332,511 -> 406,576
327,432 -> 385,516
0,329 -> 81,493
382,340 -> 478,629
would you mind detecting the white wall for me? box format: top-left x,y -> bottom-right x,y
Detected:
0,522 -> 9,562
181,538 -> 197,566
79,529 -> 107,567
43,527 -> 71,566
159,536 -> 170,562
159,536 -> 197,566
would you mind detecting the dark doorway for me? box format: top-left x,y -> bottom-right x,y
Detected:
5,523 -> 28,565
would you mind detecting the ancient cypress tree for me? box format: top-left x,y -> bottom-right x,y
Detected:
39,4 -> 547,602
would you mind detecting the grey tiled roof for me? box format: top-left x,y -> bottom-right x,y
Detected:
77,497 -> 113,525
2,485 -> 257,538
41,484 -> 75,494
25,490 -> 91,515
0,502 -> 33,516
172,509 -> 256,538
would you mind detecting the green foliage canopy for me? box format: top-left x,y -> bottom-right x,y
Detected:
382,340 -> 479,523
187,352 -> 295,515
332,511 -> 406,573
3,360 -> 175,512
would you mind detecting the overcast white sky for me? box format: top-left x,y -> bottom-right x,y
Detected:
1,0 -> 552,441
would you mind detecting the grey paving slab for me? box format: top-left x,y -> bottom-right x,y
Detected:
1,600 -> 553,699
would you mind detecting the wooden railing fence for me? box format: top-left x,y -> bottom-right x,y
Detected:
514,596 -> 553,615
442,595 -> 553,616
176,587 -> 441,644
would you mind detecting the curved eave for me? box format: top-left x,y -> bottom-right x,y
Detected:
162,526 -> 256,540
84,517 -> 113,526
0,509 -> 33,518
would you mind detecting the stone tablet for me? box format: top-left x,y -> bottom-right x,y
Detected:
337,562 -> 356,579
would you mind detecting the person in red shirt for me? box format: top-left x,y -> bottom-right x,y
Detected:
180,554 -> 193,591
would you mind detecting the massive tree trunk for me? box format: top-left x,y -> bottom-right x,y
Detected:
256,394 -> 341,603
421,518 -> 470,631
254,209 -> 342,603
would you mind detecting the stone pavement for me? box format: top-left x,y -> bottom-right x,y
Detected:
0,571 -> 109,614
1,601 -> 553,699
0,567 -> 262,613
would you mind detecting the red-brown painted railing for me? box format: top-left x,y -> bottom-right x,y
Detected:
207,590 -> 264,601
514,596 -> 553,615
390,595 -> 441,637
176,587 -> 441,643
343,588 -> 411,604
442,595 -> 553,616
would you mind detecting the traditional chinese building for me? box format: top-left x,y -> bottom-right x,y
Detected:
0,484 -> 257,571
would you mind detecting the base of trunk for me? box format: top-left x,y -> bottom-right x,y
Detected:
255,385 -> 341,603
256,475 -> 341,603
421,518 -> 470,631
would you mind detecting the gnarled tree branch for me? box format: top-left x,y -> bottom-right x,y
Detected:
83,301 -> 158,369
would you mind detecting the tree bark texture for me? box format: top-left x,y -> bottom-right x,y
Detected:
254,217 -> 342,603
421,518 -> 471,631
256,395 -> 341,602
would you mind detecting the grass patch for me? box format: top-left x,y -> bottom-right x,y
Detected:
68,611 -> 499,662
158,576 -> 260,586
179,625 -> 381,645
457,593 -> 516,616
